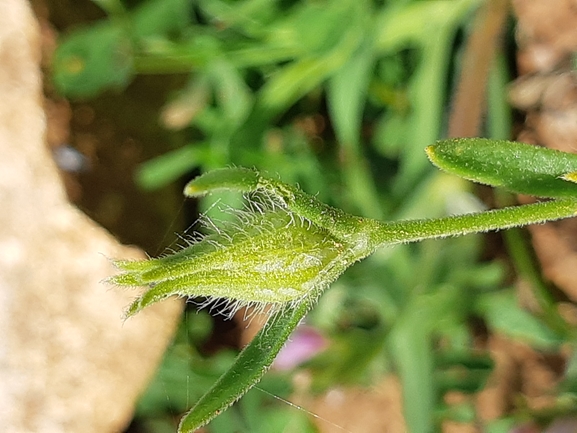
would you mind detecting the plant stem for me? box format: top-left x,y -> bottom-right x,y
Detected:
367,198 -> 577,247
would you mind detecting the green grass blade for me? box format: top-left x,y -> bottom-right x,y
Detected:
327,36 -> 384,218
389,316 -> 434,433
136,144 -> 205,190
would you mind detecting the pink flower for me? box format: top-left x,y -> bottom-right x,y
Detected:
273,325 -> 327,370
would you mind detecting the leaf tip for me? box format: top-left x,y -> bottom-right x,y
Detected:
123,298 -> 142,319
184,167 -> 259,197
183,182 -> 207,197
425,144 -> 440,166
561,171 -> 577,184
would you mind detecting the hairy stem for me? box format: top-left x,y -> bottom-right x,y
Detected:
366,198 -> 577,248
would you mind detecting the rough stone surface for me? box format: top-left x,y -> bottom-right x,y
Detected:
0,2 -> 182,432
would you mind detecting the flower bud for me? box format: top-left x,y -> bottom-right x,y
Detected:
109,198 -> 349,318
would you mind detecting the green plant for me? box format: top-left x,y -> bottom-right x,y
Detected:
53,1 -> 577,431
110,138 -> 577,432
53,0 -> 480,202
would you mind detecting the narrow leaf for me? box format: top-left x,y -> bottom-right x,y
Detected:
183,167 -> 259,197
53,23 -> 133,97
177,299 -> 311,432
476,291 -> 562,349
136,144 -> 204,190
426,138 -> 577,198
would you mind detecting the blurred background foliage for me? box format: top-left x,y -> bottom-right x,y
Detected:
49,0 -> 577,432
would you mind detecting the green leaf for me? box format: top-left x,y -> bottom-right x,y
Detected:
53,22 -> 133,97
561,346 -> 577,393
375,0 -> 478,50
136,144 -> 206,190
327,38 -> 374,146
259,4 -> 364,114
258,55 -> 346,114
484,418 -> 517,433
208,60 -> 253,127
183,167 -> 259,197
270,0 -> 360,55
486,55 -> 512,140
54,0 -> 193,97
327,36 -> 384,219
198,0 -> 276,39
434,351 -> 493,395
132,0 -> 193,38
389,312 -> 434,433
427,138 -> 577,198
90,0 -> 126,16
177,300 -> 311,432
476,291 -> 562,349
375,0 -> 479,192
387,283 -> 465,433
